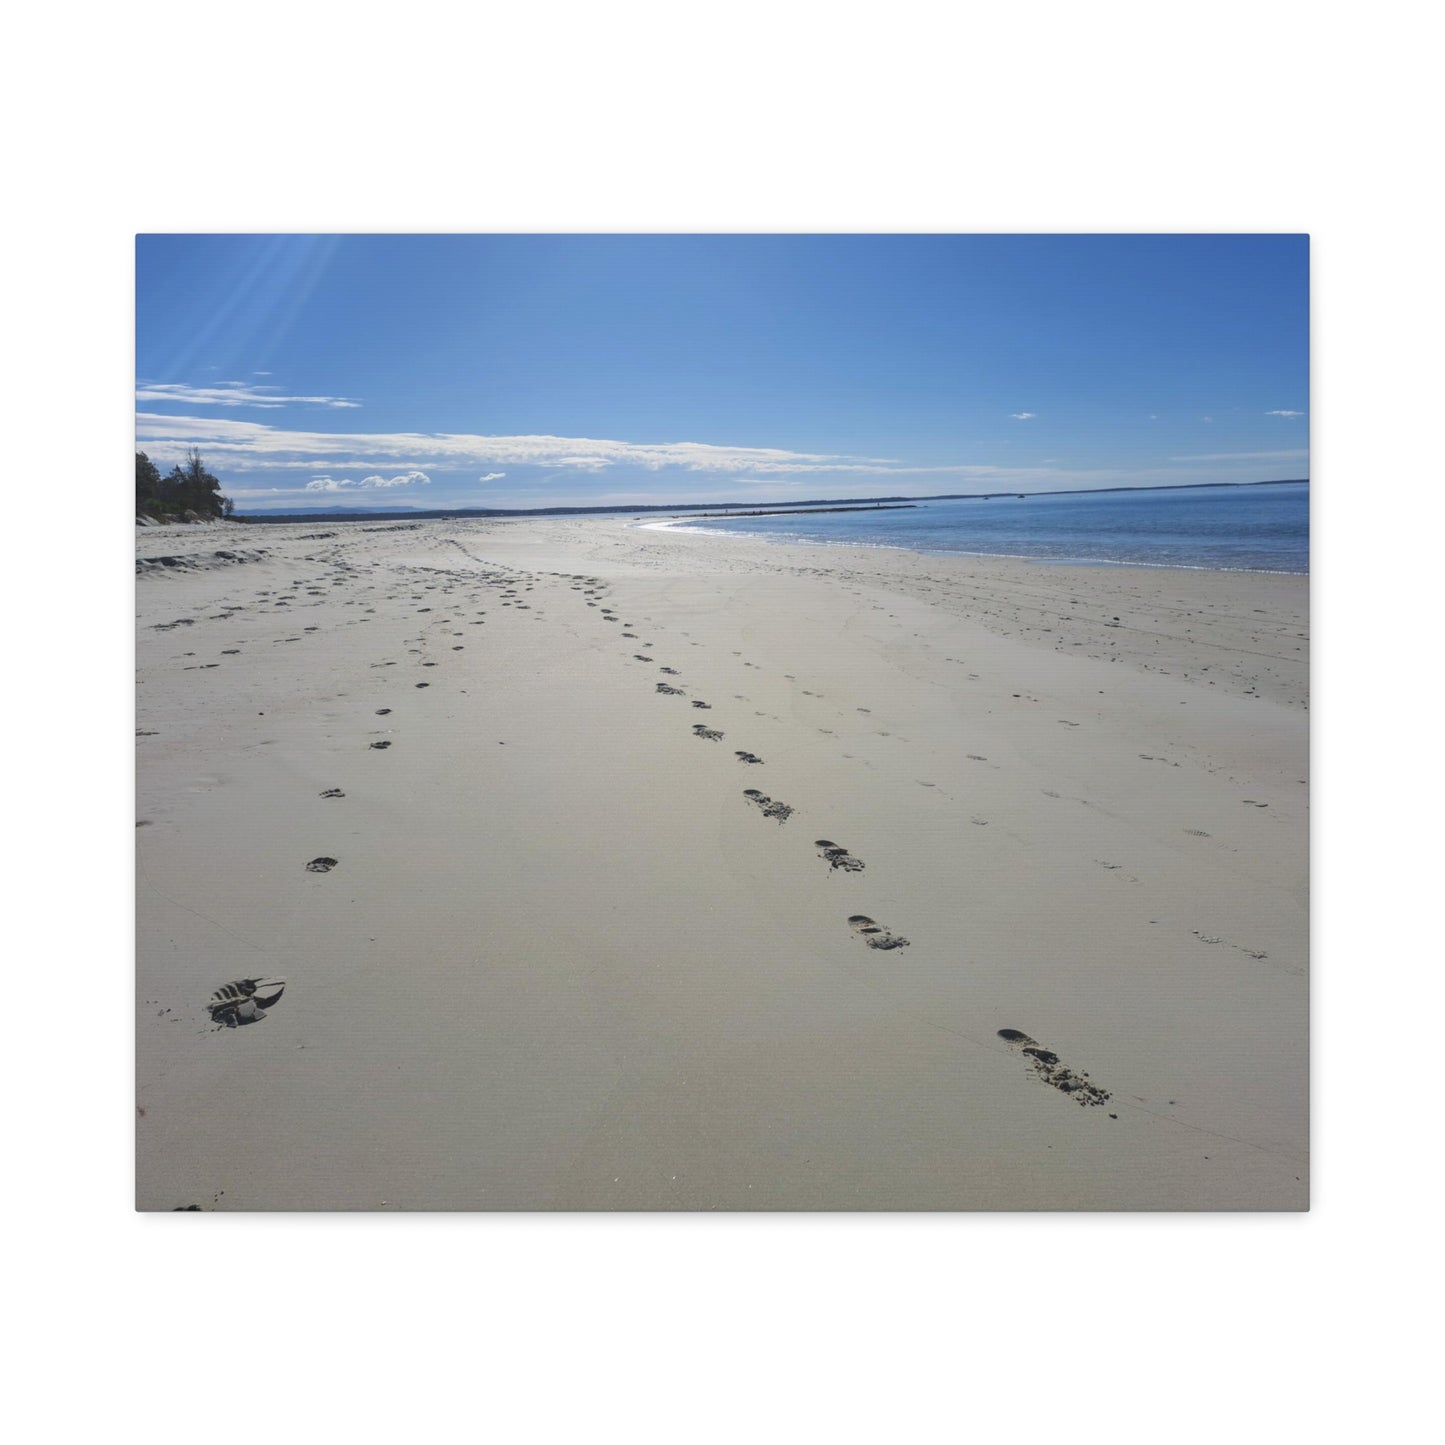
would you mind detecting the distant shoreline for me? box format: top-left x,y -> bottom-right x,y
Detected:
236,477 -> 1308,524
669,504 -> 918,521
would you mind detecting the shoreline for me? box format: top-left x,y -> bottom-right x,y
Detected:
137,515 -> 1307,1210
634,514 -> 1309,575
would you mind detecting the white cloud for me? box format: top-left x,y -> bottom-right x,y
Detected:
1009,412 -> 1037,420
253,370 -> 271,376
307,471 -> 431,492
135,410 -> 1306,499
366,471 -> 430,487
133,413 -> 900,475
1266,409 -> 1305,418
1202,416 -> 1214,422
136,381 -> 361,410
1167,449 -> 1308,462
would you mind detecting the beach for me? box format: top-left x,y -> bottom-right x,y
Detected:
136,515 -> 1308,1210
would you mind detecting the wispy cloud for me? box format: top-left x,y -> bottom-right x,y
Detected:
136,410 -> 1306,506
306,471 -> 431,492
1167,449 -> 1308,462
1009,412 -> 1037,420
145,412 -> 1200,484
133,414 -> 899,475
1265,409 -> 1305,418
135,381 -> 361,410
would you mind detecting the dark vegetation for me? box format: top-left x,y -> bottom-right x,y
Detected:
136,449 -> 233,522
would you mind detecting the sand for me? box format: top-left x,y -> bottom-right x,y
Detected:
135,515 -> 1307,1210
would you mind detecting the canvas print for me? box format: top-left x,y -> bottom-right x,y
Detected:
136,234 -> 1308,1210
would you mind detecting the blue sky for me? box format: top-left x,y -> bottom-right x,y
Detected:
135,234 -> 1308,512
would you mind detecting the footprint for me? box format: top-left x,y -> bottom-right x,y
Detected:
375,708 -> 392,715
815,840 -> 864,872
692,725 -> 724,741
996,1029 -> 1112,1107
208,977 -> 285,1028
1183,828 -> 1210,837
319,788 -> 345,799
691,700 -> 712,710
847,914 -> 909,950
370,740 -> 392,749
734,751 -> 764,765
656,683 -> 684,695
743,788 -> 794,823
305,857 -> 338,872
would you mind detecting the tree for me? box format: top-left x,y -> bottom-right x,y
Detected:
137,448 -> 231,521
136,451 -> 163,511
178,447 -> 224,517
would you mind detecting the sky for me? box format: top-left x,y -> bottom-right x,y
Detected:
135,234 -> 1309,512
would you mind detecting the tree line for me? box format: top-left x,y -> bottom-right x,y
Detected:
136,448 -> 234,521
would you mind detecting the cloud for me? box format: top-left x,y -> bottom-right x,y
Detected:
253,370 -> 271,376
306,471 -> 431,492
136,381 -> 361,410
133,413 -> 901,475
1009,412 -> 1037,420
1202,416 -> 1214,422
367,472 -> 425,489
1167,449 -> 1308,462
136,410 -> 1306,499
1265,409 -> 1305,418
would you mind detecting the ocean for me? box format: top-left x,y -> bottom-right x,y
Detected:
642,481 -> 1309,574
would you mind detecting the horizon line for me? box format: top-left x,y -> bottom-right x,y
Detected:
232,477 -> 1309,519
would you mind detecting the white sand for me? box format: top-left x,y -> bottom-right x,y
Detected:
136,516 -> 1307,1209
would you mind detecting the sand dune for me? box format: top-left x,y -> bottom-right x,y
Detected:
136,516 -> 1307,1210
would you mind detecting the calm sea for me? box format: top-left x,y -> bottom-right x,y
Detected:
643,481 -> 1309,574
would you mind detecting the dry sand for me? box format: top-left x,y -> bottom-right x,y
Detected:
136,515 -> 1307,1210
